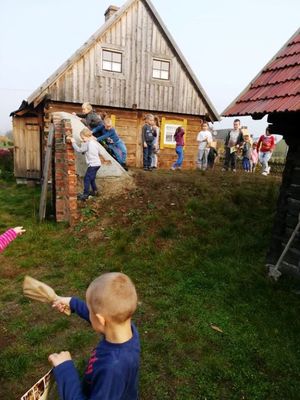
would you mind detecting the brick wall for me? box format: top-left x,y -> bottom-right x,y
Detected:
52,114 -> 78,225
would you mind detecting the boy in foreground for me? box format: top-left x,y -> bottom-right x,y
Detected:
48,272 -> 140,400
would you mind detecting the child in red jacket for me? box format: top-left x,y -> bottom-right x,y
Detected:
257,127 -> 275,176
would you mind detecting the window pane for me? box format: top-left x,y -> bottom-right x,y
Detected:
103,61 -> 112,70
153,60 -> 161,69
103,51 -> 112,61
161,70 -> 169,80
112,52 -> 122,62
152,69 -> 161,79
165,124 -> 178,144
161,61 -> 169,71
112,62 -> 122,72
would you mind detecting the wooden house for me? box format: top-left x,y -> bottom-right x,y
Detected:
11,0 -> 219,180
223,27 -> 300,278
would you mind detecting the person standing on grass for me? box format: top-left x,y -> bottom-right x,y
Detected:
68,128 -> 102,201
250,142 -> 259,173
49,272 -> 140,400
171,126 -> 185,170
241,134 -> 252,172
151,116 -> 160,169
0,226 -> 25,252
142,114 -> 156,171
257,127 -> 276,176
196,122 -> 212,171
73,102 -> 103,131
222,119 -> 244,172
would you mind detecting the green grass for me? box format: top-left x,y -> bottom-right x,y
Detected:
1,171 -> 300,399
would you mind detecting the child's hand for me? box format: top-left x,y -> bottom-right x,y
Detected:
13,226 -> 26,236
48,351 -> 72,367
66,136 -> 75,143
143,142 -> 147,148
52,296 -> 71,314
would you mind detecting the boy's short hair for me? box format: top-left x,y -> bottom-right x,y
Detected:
82,102 -> 93,112
80,128 -> 93,138
145,114 -> 154,121
87,273 -> 137,323
234,119 -> 241,124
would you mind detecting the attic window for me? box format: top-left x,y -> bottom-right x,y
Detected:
152,59 -> 170,80
102,50 -> 122,73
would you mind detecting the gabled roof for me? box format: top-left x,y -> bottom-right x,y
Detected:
223,27 -> 300,117
26,0 -> 219,121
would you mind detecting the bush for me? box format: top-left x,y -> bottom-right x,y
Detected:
0,148 -> 13,180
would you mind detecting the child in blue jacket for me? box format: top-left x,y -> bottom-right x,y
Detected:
49,272 -> 140,400
92,117 -> 128,170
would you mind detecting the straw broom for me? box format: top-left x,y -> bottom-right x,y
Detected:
23,276 -> 71,316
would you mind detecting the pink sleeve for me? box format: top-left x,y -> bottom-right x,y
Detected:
0,228 -> 17,253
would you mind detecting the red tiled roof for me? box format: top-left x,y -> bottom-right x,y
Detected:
223,28 -> 300,116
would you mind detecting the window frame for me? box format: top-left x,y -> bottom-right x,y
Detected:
160,118 -> 187,149
152,58 -> 170,81
102,49 -> 123,73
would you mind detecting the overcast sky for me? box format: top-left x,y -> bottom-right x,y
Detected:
0,0 -> 299,135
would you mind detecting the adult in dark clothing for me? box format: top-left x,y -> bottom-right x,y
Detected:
73,102 -> 103,131
222,119 -> 244,172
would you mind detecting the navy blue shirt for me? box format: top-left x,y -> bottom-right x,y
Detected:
53,298 -> 140,400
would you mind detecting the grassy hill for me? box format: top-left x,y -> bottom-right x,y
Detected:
1,170 -> 300,399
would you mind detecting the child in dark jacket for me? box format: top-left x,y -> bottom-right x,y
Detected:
49,272 -> 140,400
142,114 -> 156,170
242,134 -> 252,172
73,102 -> 103,131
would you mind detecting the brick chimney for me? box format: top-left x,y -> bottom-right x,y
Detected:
105,5 -> 120,21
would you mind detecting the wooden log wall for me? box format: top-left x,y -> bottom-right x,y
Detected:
47,101 -> 203,169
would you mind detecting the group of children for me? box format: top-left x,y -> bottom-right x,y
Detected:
222,119 -> 276,175
0,225 -> 140,400
70,102 -> 129,200
71,106 -> 276,200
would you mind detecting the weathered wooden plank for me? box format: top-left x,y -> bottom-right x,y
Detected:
39,124 -> 54,221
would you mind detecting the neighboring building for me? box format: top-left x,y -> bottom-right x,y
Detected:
10,0 -> 219,179
223,27 -> 300,277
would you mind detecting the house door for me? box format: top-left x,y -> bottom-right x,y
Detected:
13,117 -> 41,179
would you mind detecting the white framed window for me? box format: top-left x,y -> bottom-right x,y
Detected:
102,50 -> 122,73
164,123 -> 179,145
152,59 -> 170,80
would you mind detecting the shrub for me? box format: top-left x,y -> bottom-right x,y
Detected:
0,148 -> 13,180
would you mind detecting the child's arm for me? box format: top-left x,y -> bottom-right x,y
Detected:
96,130 -> 111,143
142,125 -> 148,148
49,353 -> 85,400
0,227 -> 25,253
68,137 -> 88,154
92,123 -> 104,136
53,296 -> 90,323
